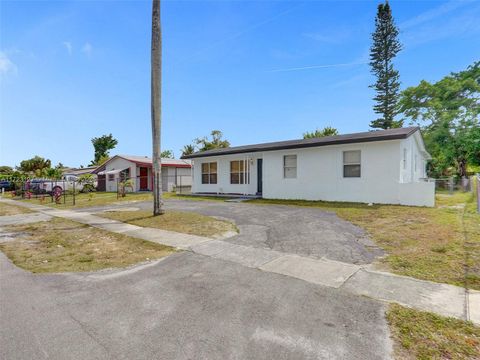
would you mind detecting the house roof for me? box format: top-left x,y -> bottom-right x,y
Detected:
93,155 -> 191,174
181,127 -> 422,159
62,166 -> 98,176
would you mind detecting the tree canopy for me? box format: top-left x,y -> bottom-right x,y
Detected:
399,61 -> 480,177
303,127 -> 338,139
18,156 -> 51,173
0,166 -> 13,174
90,134 -> 118,165
181,144 -> 195,157
160,150 -> 174,158
194,130 -> 230,152
369,1 -> 403,129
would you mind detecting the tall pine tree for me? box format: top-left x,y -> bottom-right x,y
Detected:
369,1 -> 403,129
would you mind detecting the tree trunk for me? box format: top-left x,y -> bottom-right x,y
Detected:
458,158 -> 467,178
151,0 -> 164,215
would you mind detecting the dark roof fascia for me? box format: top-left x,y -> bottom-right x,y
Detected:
182,128 -> 419,159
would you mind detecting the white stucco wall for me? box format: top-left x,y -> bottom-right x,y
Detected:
191,153 -> 260,195
399,132 -> 428,183
262,140 -> 402,204
191,135 -> 435,207
104,158 -> 136,192
104,158 -> 192,192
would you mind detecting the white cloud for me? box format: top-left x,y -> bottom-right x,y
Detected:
62,41 -> 73,55
81,42 -> 93,57
268,61 -> 368,73
401,3 -> 480,47
0,51 -> 17,75
400,0 -> 473,30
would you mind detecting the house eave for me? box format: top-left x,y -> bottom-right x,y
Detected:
182,132 -> 416,159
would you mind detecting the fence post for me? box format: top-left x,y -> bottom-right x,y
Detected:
73,181 -> 76,206
476,174 -> 480,214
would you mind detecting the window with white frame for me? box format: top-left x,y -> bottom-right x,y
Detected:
283,155 -> 297,178
201,162 -> 217,184
343,150 -> 361,178
230,160 -> 249,184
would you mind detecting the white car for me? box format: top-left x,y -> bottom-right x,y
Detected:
30,175 -> 97,194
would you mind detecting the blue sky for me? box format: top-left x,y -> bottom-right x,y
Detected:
1,0 -> 479,168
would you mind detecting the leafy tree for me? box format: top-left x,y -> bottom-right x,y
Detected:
18,156 -> 51,173
399,62 -> 480,177
95,155 -> 110,166
160,150 -> 174,158
78,173 -> 95,184
44,168 -> 63,179
195,130 -> 230,152
90,134 -> 118,165
369,1 -> 403,129
151,0 -> 164,216
303,127 -> 339,139
0,166 -> 13,174
181,144 -> 195,157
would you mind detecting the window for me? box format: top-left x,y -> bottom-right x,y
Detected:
283,155 -> 297,178
108,174 -> 115,181
201,162 -> 217,184
403,148 -> 407,169
230,160 -> 250,184
343,151 -> 361,178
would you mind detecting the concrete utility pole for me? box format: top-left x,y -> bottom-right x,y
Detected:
151,0 -> 165,215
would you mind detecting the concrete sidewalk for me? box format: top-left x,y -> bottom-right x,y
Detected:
1,198 -> 479,325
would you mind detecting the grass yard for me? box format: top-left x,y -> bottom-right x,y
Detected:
387,303 -> 480,360
248,190 -> 480,290
16,191 -> 229,209
100,210 -> 237,238
0,217 -> 175,273
19,191 -> 154,208
0,202 -> 33,216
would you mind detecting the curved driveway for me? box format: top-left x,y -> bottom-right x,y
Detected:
135,199 -> 384,265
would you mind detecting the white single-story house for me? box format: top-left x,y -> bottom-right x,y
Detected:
182,127 -> 435,207
93,155 -> 192,192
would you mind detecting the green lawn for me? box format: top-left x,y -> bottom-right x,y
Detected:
248,191 -> 480,290
19,192 -> 154,208
387,303 -> 480,360
100,210 -> 237,238
0,217 -> 175,273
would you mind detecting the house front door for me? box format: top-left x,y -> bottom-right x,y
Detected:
257,159 -> 263,194
139,167 -> 148,190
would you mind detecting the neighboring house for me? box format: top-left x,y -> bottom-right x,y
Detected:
62,166 -> 98,178
182,127 -> 435,207
93,155 -> 192,192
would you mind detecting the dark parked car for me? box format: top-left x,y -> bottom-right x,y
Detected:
0,180 -> 13,191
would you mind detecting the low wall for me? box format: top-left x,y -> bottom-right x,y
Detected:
398,181 -> 435,207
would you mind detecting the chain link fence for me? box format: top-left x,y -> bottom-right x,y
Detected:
0,176 -> 97,205
434,176 -> 475,194
114,175 -> 192,198
0,174 -> 192,206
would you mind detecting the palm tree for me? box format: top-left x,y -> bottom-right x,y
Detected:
151,0 -> 164,215
181,144 -> 195,157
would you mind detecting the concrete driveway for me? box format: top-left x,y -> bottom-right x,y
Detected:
129,199 -> 384,265
0,251 -> 392,360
